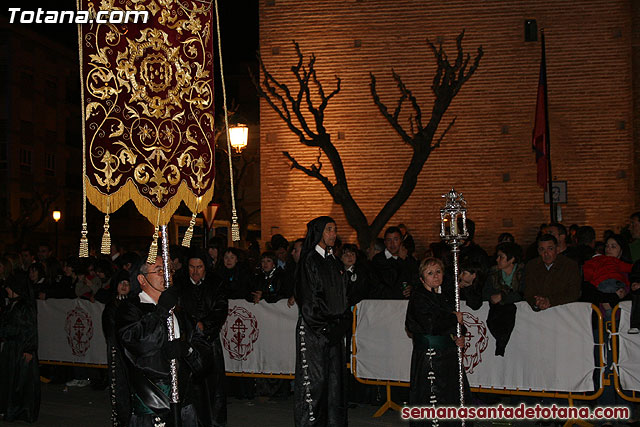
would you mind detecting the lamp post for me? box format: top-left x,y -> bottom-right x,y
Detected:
228,123 -> 249,154
52,209 -> 61,257
221,123 -> 249,245
439,188 -> 468,423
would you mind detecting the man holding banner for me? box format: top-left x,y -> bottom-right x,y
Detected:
294,216 -> 351,427
115,257 -> 203,426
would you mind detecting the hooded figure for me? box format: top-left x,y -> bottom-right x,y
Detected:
0,274 -> 40,423
294,216 -> 350,427
178,249 -> 228,427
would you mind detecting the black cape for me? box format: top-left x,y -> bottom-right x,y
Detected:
115,294 -> 202,427
179,276 -> 228,427
0,297 -> 40,423
405,285 -> 470,426
294,216 -> 350,427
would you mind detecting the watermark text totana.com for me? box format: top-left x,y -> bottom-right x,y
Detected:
7,8 -> 149,24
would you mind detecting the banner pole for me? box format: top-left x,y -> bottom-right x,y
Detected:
161,225 -> 181,427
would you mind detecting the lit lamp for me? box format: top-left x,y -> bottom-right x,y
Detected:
229,124 -> 249,154
439,188 -> 469,419
52,209 -> 61,257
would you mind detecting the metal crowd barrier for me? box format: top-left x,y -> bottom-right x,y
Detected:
350,304 -> 607,424
39,299 -> 611,426
610,303 -> 640,403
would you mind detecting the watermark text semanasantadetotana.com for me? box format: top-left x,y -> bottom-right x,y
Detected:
7,8 -> 149,24
401,404 -> 630,421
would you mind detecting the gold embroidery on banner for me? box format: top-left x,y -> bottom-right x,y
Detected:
81,0 -> 214,222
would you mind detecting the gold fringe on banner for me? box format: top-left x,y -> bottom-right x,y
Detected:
181,213 -> 197,248
77,4 -> 89,258
100,198 -> 111,255
181,197 -> 201,248
101,214 -> 111,255
214,0 -> 240,242
79,223 -> 89,258
147,225 -> 159,264
84,177 -> 214,229
147,210 -> 161,264
231,210 -> 240,242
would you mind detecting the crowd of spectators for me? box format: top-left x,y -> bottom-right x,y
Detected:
2,213 -> 640,421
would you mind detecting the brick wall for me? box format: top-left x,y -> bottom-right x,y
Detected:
259,0 -> 635,253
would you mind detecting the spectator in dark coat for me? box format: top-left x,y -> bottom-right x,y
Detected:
251,252 -> 291,304
370,226 -> 415,299
217,247 -> 253,300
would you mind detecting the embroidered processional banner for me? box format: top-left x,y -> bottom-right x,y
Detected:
78,0 -> 215,224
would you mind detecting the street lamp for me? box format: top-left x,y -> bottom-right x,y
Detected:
229,124 -> 249,154
52,209 -> 61,256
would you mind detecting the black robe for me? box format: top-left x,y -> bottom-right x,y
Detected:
103,296 -> 132,426
405,285 -> 470,426
294,250 -> 350,427
179,277 -> 228,427
115,295 -> 201,427
0,297 -> 40,423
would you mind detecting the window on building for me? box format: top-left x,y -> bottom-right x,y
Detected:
21,120 -> 34,145
0,197 -> 7,219
66,75 -> 80,104
45,130 -> 57,145
19,147 -> 32,172
66,117 -> 81,147
45,152 -> 55,176
0,143 -> 7,170
45,80 -> 57,106
20,72 -> 33,96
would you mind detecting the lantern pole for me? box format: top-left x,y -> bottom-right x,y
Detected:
440,188 -> 468,426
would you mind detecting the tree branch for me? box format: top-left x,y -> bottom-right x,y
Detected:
370,73 -> 415,147
282,150 -> 336,197
431,117 -> 456,150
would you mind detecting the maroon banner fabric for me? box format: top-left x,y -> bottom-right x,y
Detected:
78,0 -> 215,224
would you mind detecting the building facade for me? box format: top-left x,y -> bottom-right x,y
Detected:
259,0 -> 637,251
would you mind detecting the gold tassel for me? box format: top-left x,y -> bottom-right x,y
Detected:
231,209 -> 240,242
101,214 -> 111,255
181,212 -> 197,248
147,225 -> 159,264
79,222 -> 89,258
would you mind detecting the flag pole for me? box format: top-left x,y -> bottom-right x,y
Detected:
540,30 -> 556,223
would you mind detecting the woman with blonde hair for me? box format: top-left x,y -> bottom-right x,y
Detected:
405,257 -> 469,426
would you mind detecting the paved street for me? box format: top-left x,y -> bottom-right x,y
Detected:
0,383 -> 407,427
1,383 -> 636,427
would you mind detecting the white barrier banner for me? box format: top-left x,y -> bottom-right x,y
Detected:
354,300 -> 595,392
37,299 -> 107,365
221,299 -> 298,374
616,301 -> 640,391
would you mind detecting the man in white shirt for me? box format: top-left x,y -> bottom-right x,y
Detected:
370,226 -> 413,299
115,256 -> 202,427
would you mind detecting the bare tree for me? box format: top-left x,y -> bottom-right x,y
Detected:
253,32 -> 483,250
